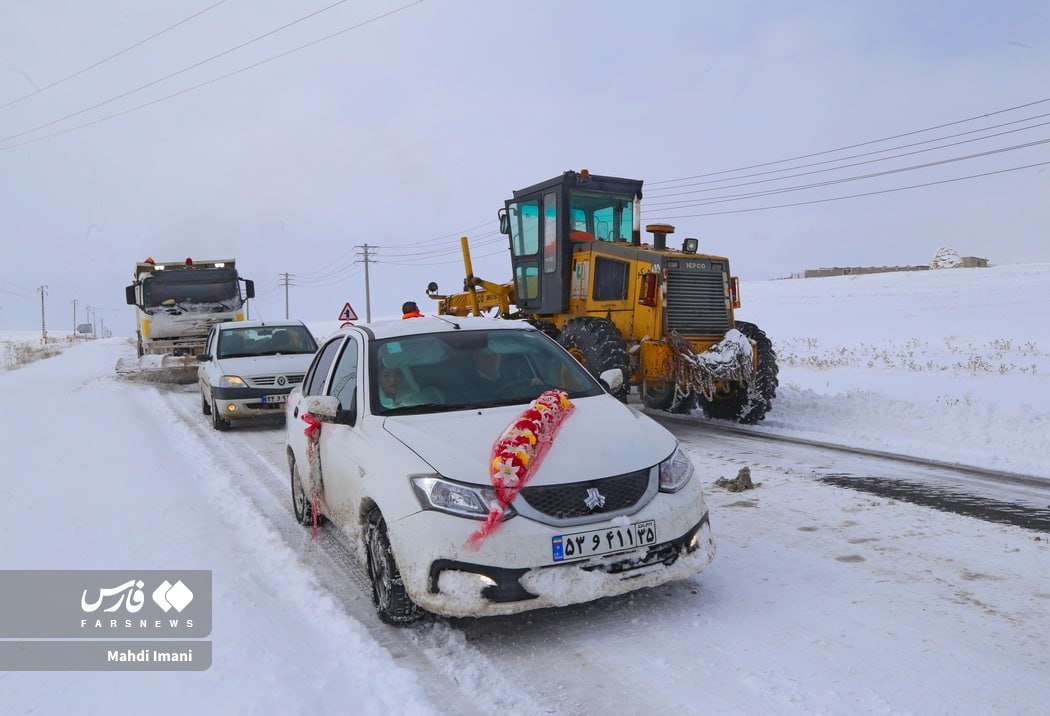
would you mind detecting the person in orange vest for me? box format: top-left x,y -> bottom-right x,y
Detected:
402,301 -> 424,319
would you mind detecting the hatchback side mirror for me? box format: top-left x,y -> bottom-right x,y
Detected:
599,368 -> 624,392
305,395 -> 340,422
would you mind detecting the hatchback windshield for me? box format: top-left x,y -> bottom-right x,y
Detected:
369,328 -> 604,414
217,326 -> 317,359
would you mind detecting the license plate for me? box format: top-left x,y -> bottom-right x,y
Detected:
552,520 -> 657,562
261,394 -> 287,404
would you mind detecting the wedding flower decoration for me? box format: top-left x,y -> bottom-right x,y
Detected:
465,390 -> 575,549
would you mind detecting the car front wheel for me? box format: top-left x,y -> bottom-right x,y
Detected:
290,457 -> 314,526
211,402 -> 230,431
364,511 -> 422,625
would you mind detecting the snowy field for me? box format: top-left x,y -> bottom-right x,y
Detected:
1,263 -> 1047,715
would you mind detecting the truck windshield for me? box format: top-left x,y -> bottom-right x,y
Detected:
143,269 -> 240,307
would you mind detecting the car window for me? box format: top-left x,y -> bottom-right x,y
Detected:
217,325 -> 317,358
303,337 -> 343,396
327,336 -> 359,409
369,328 -> 603,414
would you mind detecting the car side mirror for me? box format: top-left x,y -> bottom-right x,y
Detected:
196,353 -> 211,362
304,395 -> 340,422
599,368 -> 624,392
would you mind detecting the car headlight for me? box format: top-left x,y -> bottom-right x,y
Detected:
219,375 -> 246,388
411,474 -> 518,521
658,446 -> 694,493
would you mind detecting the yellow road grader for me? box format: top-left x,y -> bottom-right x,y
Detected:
426,170 -> 778,423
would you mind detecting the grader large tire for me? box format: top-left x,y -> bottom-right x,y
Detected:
557,317 -> 630,401
527,319 -> 561,342
697,321 -> 779,424
643,381 -> 698,414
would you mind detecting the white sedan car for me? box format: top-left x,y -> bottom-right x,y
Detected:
285,316 -> 715,623
197,320 -> 318,430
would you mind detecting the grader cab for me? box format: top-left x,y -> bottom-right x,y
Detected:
427,170 -> 778,423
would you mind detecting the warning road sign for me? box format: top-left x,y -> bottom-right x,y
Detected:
338,302 -> 358,322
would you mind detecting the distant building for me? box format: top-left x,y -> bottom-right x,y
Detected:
802,265 -> 929,278
801,249 -> 989,278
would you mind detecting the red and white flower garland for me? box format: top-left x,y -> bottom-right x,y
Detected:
465,390 -> 575,549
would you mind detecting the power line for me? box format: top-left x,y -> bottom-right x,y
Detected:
0,1 -> 424,152
648,160 -> 1050,221
0,1 -> 229,113
0,0 -> 353,146
647,96 -> 1050,186
645,137 -> 1050,212
646,112 -> 1050,197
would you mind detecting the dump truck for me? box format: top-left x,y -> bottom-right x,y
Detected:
426,170 -> 778,423
117,257 -> 255,383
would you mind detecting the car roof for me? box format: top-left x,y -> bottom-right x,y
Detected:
213,319 -> 308,330
350,315 -> 535,341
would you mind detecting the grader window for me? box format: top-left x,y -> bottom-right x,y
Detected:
508,201 -> 540,257
569,192 -> 635,243
543,192 -> 558,274
593,256 -> 629,301
515,263 -> 539,300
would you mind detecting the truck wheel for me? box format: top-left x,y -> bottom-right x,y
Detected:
697,321 -> 779,424
364,511 -> 423,625
557,317 -> 630,401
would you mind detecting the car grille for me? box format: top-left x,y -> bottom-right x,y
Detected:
520,468 -> 652,520
664,261 -> 731,336
250,374 -> 304,387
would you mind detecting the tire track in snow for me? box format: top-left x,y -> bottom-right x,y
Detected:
155,385 -> 551,716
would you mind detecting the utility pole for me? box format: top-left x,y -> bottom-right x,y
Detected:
86,306 -> 94,338
279,273 -> 295,319
72,298 -> 78,335
38,285 -> 48,344
355,244 -> 375,322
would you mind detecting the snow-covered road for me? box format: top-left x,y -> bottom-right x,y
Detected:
132,367 -> 1050,714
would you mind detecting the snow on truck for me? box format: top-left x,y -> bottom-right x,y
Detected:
117,257 -> 255,383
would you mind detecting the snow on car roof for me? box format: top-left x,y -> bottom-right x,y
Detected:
212,319 -> 309,330
354,315 -> 535,340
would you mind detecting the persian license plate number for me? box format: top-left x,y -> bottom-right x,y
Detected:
261,394 -> 287,404
552,520 -> 656,562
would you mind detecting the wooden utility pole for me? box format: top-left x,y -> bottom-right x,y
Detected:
38,285 -> 48,344
356,244 -> 374,322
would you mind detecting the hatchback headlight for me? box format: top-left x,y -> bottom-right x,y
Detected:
411,475 -> 517,520
219,375 -> 246,388
658,446 -> 694,493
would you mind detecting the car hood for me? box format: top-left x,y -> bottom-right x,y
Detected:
215,354 -> 313,377
382,395 -> 677,486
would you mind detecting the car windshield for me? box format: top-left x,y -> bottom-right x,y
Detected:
217,326 -> 317,359
368,328 -> 604,415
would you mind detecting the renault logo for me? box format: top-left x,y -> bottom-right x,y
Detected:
584,487 -> 606,511
276,376 -> 287,387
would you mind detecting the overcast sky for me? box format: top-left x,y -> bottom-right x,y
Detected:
2,1 -> 1048,332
